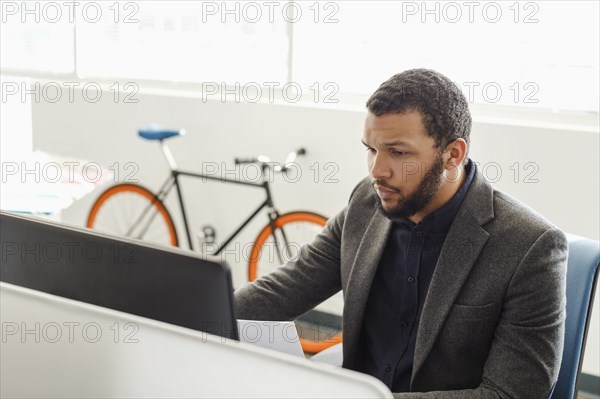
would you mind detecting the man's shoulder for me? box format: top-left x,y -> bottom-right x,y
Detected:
348,176 -> 377,205
328,177 -> 378,232
463,167 -> 560,238
342,176 -> 381,220
491,188 -> 556,231
486,186 -> 566,250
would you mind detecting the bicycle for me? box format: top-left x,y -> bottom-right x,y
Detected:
86,125 -> 342,352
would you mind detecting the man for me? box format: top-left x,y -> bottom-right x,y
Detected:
235,69 -> 567,398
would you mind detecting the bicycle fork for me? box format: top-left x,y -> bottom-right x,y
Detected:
267,209 -> 294,265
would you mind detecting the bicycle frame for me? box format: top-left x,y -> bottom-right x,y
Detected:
129,140 -> 290,262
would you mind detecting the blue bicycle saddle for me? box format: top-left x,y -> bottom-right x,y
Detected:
138,124 -> 185,141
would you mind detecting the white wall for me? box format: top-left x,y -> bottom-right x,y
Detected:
21,81 -> 600,376
0,77 -> 32,161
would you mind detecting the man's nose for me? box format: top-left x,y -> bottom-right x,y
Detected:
370,153 -> 392,180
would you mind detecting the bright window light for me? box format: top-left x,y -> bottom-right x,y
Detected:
1,1 -> 597,112
0,7 -> 74,74
293,1 -> 599,112
75,1 -> 289,83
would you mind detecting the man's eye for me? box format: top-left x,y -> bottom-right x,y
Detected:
391,150 -> 407,156
365,147 -> 376,153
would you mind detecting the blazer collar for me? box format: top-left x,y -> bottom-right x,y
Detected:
342,206 -> 392,368
411,165 -> 494,383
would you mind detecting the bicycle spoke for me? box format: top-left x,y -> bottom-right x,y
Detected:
88,185 -> 176,247
255,218 -> 326,279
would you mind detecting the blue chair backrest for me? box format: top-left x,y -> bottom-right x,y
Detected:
551,234 -> 600,399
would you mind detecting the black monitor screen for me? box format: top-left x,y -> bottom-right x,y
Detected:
0,211 -> 238,340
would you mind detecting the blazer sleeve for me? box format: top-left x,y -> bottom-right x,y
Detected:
234,205 -> 346,322
394,227 -> 568,399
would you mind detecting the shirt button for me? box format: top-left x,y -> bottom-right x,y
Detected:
408,276 -> 415,283
416,231 -> 423,237
385,365 -> 392,373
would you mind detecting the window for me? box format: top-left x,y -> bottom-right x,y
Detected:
2,1 -> 598,112
76,1 -> 289,83
292,1 -> 599,112
0,3 -> 74,74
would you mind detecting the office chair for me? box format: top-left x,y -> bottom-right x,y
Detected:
312,235 -> 600,399
551,234 -> 600,399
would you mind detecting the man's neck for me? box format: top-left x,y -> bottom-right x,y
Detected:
408,165 -> 468,225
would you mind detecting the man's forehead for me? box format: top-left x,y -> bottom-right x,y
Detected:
363,111 -> 429,142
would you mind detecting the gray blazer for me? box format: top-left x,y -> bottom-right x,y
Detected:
235,167 -> 568,398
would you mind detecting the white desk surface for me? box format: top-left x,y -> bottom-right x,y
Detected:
0,282 -> 392,398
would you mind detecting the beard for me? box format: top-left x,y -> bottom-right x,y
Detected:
374,153 -> 445,221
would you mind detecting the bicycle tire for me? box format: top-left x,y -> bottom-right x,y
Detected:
86,183 -> 178,247
248,211 -> 343,353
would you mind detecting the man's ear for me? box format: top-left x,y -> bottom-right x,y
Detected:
444,138 -> 467,169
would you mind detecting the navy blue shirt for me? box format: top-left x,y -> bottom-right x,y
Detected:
355,159 -> 476,392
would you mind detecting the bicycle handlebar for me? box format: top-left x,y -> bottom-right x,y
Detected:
234,157 -> 258,165
234,148 -> 307,173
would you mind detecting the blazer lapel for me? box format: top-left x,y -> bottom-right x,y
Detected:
411,170 -> 494,383
342,208 -> 391,368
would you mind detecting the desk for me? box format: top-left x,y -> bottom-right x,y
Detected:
0,282 -> 392,398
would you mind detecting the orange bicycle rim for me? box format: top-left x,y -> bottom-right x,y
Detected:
87,183 -> 178,247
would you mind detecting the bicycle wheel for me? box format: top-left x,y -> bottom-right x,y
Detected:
248,211 -> 343,353
86,183 -> 178,247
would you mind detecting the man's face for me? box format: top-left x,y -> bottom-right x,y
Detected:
362,110 -> 446,220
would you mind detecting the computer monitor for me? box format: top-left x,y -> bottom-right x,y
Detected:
0,211 -> 239,340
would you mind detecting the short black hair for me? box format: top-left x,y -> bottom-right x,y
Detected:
366,69 -> 471,163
